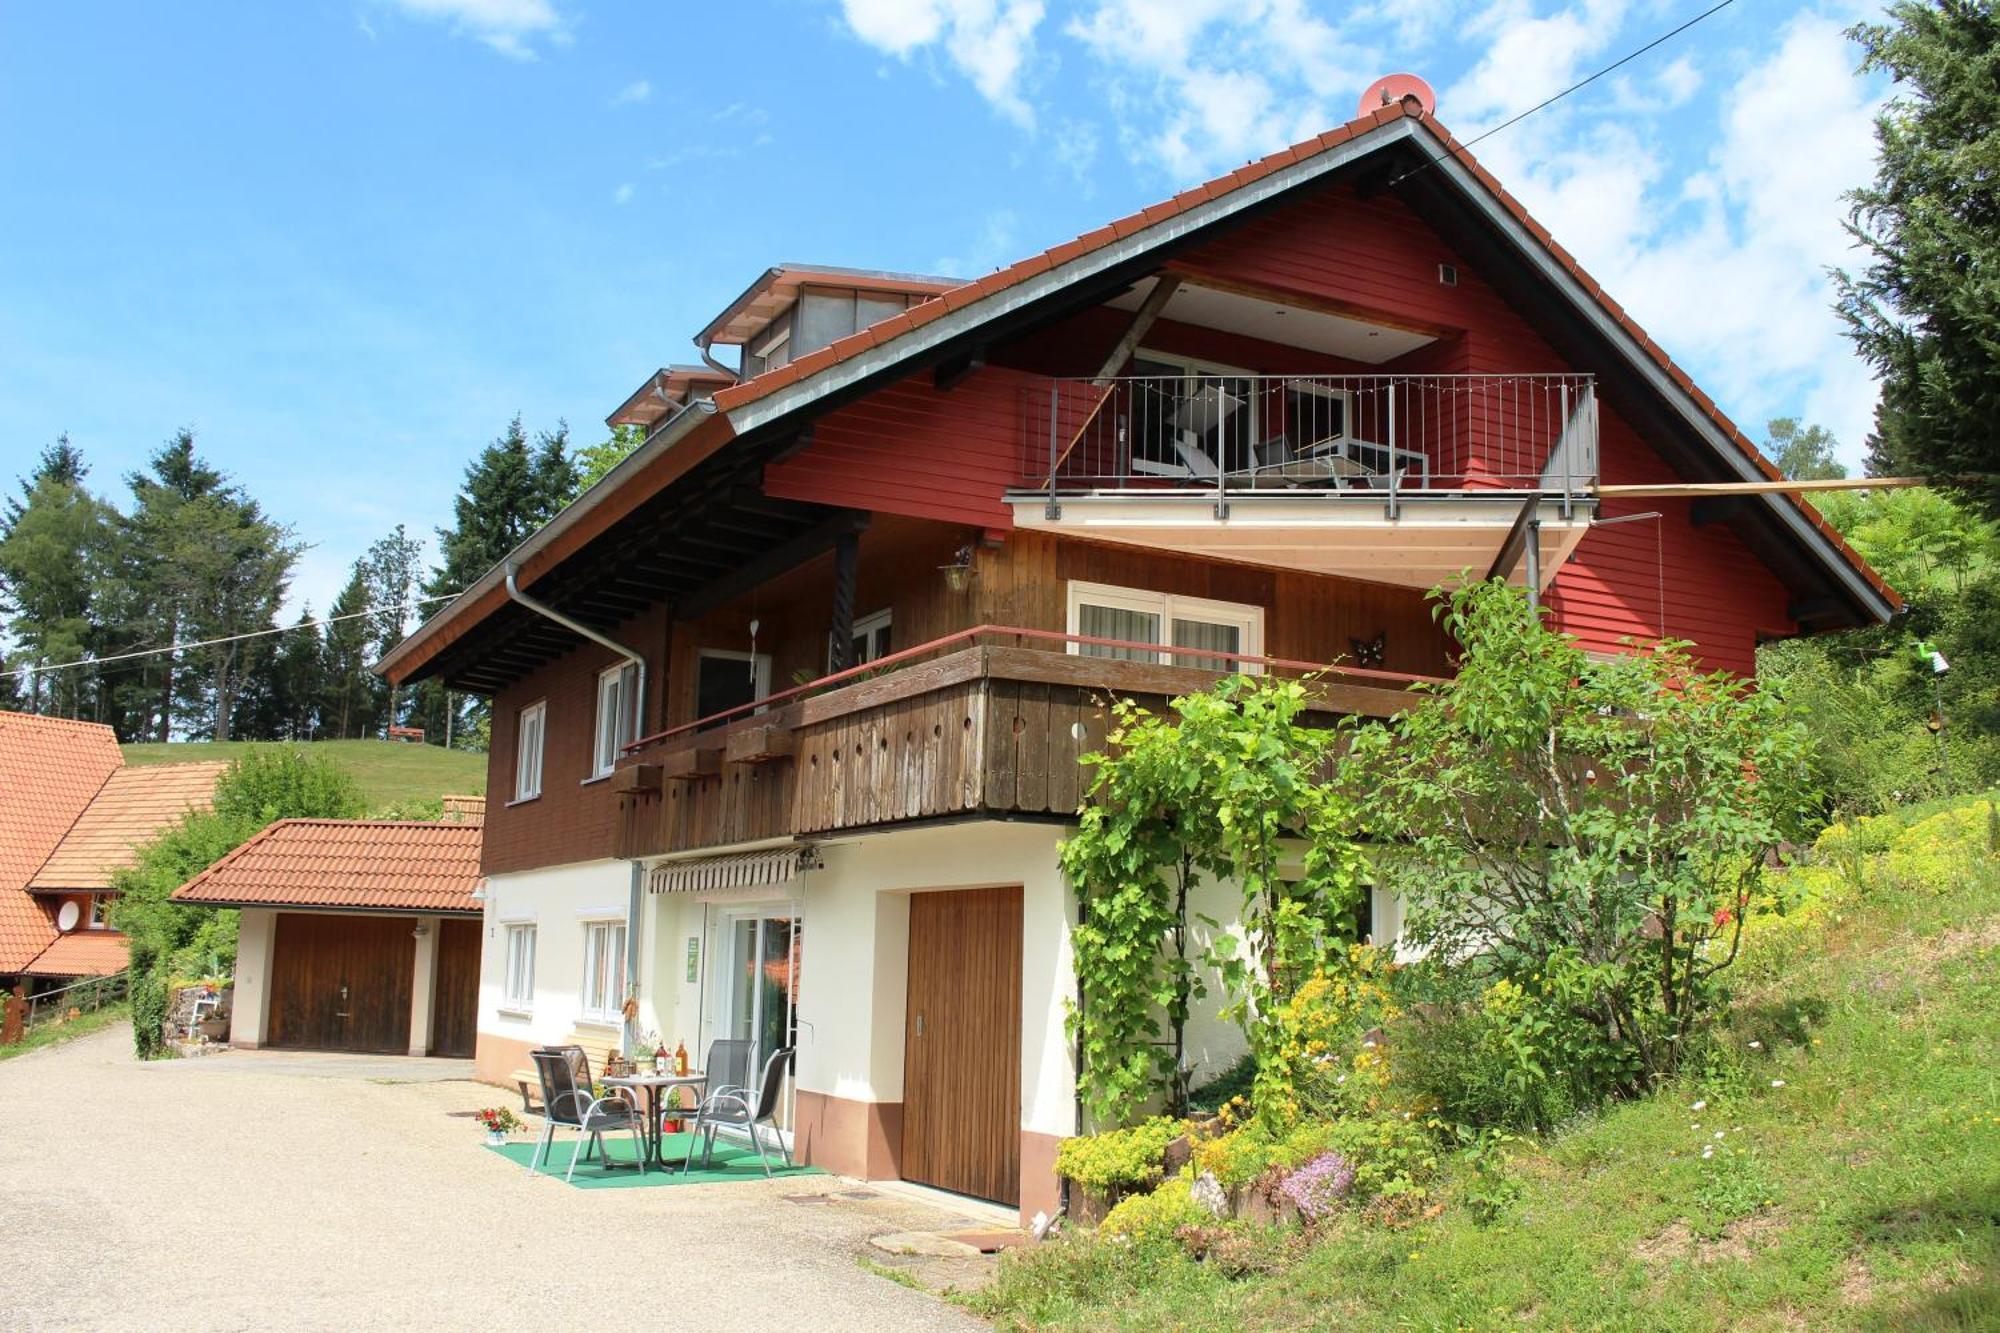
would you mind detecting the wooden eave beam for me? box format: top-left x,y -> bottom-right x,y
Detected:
676,509 -> 872,620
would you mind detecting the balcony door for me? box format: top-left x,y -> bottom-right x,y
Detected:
695,649 -> 771,726
1128,351 -> 1259,477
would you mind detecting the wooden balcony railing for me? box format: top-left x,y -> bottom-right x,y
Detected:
610,627 -> 1440,861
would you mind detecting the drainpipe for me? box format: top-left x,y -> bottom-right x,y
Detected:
695,335 -> 736,381
627,859 -> 645,1057
503,561 -> 651,1054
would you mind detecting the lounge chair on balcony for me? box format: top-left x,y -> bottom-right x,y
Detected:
683,1045 -> 796,1177
526,1046 -> 646,1182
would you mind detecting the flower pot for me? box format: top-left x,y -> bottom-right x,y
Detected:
485,1130 -> 508,1147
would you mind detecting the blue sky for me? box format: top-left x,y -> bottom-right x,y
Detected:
0,1 -> 1889,617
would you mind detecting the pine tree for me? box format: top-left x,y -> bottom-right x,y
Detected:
322,567 -> 381,739
0,439 -> 118,718
1837,0 -> 2000,517
123,431 -> 298,740
417,417 -> 577,750
268,605 -> 328,739
360,525 -> 424,730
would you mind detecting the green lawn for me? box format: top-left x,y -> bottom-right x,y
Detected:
120,739 -> 485,813
970,818 -> 2000,1330
0,1003 -> 129,1062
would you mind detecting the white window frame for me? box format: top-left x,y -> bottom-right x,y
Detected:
502,923 -> 537,1012
88,895 -> 111,931
829,608 -> 893,670
592,662 -> 638,780
514,700 -> 546,802
1066,581 -> 1265,674
579,919 -> 628,1025
1282,378 -> 1356,450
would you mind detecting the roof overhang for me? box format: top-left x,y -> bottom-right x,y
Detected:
698,264 -> 962,348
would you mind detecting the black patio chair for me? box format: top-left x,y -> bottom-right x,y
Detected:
684,1045 -> 795,1177
526,1046 -> 644,1182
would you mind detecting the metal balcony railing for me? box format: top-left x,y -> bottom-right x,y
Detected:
1017,372 -> 1598,511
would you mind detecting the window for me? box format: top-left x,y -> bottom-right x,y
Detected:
580,920 -> 627,1023
593,662 -> 638,779
88,896 -> 111,930
503,924 -> 537,1010
830,608 -> 892,670
514,701 -> 546,801
695,650 -> 771,724
1067,582 -> 1264,674
1282,380 -> 1352,453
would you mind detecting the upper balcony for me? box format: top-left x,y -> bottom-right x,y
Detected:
1009,371 -> 1599,592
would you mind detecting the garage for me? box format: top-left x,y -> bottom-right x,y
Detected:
172,808 -> 485,1058
268,913 -> 418,1053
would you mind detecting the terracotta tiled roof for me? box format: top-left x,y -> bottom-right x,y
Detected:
28,762 -> 227,891
171,818 -> 484,914
23,931 -> 129,978
0,711 -> 122,972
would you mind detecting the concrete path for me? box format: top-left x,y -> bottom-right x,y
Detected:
0,1025 -> 987,1332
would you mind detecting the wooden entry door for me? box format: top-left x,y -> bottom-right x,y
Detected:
267,914 -> 414,1054
429,919 -> 480,1058
902,886 -> 1023,1206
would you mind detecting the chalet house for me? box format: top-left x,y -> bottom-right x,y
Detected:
172,802 -> 486,1058
376,96 -> 1895,1222
0,709 -> 224,988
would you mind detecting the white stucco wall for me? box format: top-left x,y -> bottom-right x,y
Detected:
478,859 -> 636,1059
230,908 -> 278,1047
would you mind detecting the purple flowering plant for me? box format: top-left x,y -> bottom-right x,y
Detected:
1277,1150 -> 1356,1221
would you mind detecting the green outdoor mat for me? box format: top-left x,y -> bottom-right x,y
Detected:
489,1130 -> 823,1189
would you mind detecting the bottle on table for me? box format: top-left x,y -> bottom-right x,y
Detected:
674,1040 -> 688,1076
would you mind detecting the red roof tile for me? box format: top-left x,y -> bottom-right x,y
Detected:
172,818 -> 484,914
0,712 -> 121,971
29,762 -> 226,890
23,931 -> 129,978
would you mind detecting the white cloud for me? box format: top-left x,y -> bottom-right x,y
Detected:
839,0 -> 1047,126
613,183 -> 635,205
1478,13 -> 1885,461
613,79 -> 652,105
376,0 -> 569,60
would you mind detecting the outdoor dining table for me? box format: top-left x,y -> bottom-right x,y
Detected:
602,1070 -> 707,1171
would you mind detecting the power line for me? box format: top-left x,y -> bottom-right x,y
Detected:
1390,0 -> 1742,186
2,592 -> 462,680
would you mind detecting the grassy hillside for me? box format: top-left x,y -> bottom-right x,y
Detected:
972,798 -> 1999,1331
120,739 -> 485,813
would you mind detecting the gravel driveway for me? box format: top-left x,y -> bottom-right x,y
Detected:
0,1025 -> 987,1332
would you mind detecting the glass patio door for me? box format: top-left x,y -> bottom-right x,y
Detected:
717,905 -> 801,1131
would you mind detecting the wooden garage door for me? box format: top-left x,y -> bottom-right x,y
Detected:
429,919 -> 480,1059
902,886 -> 1023,1206
268,914 -> 414,1054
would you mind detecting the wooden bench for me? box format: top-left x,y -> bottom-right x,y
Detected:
511,1069 -> 543,1114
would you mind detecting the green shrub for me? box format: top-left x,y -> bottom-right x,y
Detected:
1100,1178 -> 1210,1241
1192,1111 -> 1441,1201
1186,1054 -> 1255,1115
1055,1116 -> 1186,1193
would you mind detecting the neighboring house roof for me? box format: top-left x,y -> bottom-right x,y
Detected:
0,711 -> 122,972
171,818 -> 484,914
27,762 -> 228,891
606,364 -> 738,431
23,931 -> 128,979
377,98 -> 1895,688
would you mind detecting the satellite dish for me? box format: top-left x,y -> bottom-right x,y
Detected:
56,901 -> 81,933
1359,73 -> 1437,119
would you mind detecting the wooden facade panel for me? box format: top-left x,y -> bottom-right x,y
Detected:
430,918 -> 480,1059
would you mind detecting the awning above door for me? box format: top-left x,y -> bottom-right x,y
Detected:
647,845 -> 822,896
